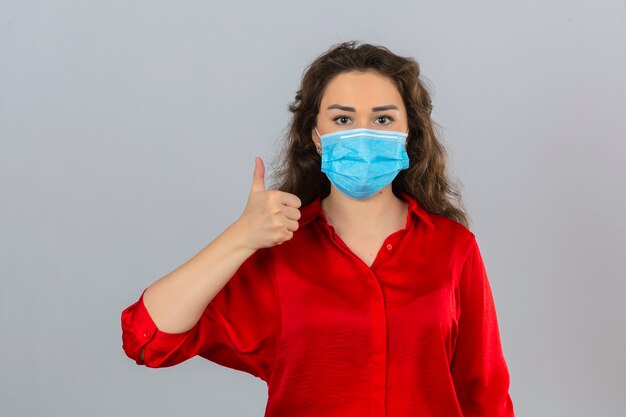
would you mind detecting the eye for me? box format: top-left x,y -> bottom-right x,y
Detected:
332,114 -> 396,126
375,114 -> 395,125
332,115 -> 351,125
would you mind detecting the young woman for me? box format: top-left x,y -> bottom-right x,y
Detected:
121,40 -> 515,417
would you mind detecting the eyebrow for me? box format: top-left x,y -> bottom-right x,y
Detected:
326,104 -> 400,112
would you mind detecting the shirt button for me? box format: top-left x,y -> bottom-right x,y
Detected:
386,243 -> 392,250
143,331 -> 150,338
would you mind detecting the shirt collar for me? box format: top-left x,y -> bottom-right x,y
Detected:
298,190 -> 434,229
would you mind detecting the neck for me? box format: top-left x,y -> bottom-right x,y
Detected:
320,185 -> 407,235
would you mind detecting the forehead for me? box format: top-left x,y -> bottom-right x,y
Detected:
321,70 -> 403,106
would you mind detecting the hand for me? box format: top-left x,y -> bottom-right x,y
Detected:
236,157 -> 302,251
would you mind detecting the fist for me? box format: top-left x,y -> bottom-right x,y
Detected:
237,157 -> 302,250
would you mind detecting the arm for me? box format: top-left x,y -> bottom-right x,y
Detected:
120,219 -> 281,377
121,157 -> 297,375
450,237 -> 515,417
142,220 -> 256,334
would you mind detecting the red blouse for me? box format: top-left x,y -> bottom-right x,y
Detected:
121,190 -> 515,417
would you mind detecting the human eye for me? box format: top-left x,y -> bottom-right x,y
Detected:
332,114 -> 352,125
374,114 -> 395,125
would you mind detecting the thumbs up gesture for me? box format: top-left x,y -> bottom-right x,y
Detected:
237,157 -> 302,251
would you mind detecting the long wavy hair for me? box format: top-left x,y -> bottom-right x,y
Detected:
267,40 -> 471,229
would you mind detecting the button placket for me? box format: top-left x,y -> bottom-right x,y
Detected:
369,271 -> 388,416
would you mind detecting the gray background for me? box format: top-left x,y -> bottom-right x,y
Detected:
1,1 -> 625,416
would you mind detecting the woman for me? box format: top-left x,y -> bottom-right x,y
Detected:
121,40 -> 515,417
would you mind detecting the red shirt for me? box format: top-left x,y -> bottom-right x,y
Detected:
121,190 -> 515,417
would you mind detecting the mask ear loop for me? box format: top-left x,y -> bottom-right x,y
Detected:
314,127 -> 323,155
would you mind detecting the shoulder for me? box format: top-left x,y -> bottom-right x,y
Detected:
422,212 -> 477,266
429,212 -> 475,246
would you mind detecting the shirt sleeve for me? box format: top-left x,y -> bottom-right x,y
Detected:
450,237 -> 515,417
120,248 -> 281,381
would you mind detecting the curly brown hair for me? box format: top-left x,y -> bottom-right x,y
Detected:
267,40 -> 471,229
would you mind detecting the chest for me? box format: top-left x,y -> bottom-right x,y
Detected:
338,233 -> 387,268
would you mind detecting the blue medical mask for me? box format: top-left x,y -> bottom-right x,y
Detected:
315,127 -> 410,200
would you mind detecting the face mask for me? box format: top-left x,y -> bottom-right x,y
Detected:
315,127 -> 410,200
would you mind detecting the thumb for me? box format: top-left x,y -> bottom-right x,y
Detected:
250,157 -> 266,193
